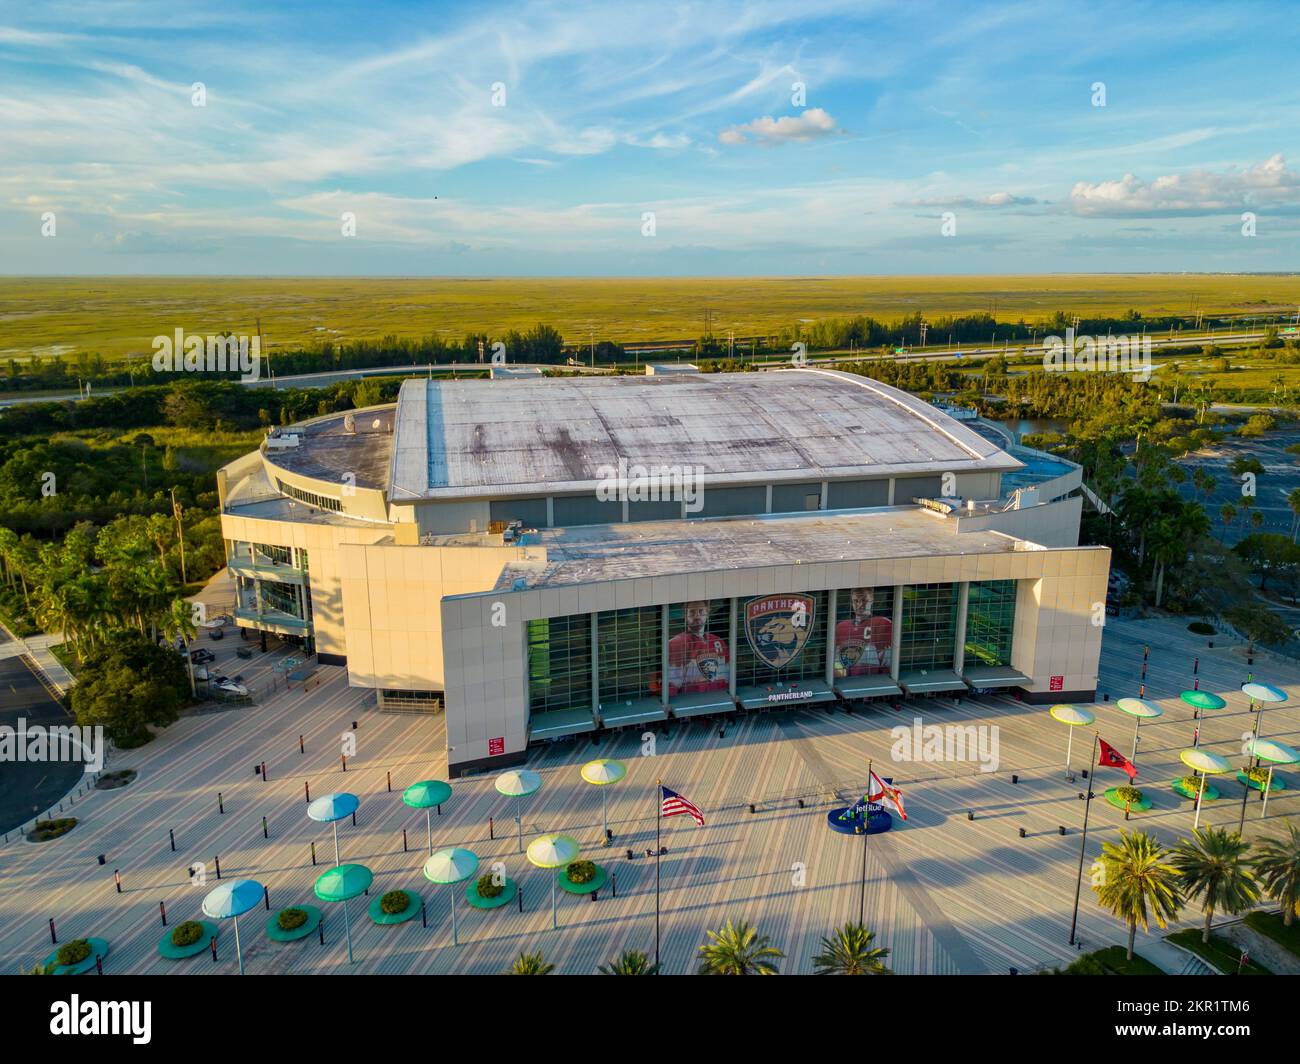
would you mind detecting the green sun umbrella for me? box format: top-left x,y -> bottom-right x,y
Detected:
580,759 -> 627,839
495,769 -> 542,853
423,847 -> 478,946
403,780 -> 453,855
1180,689 -> 1227,711
527,834 -> 580,930
314,863 -> 373,964
1249,738 -> 1299,819
1049,704 -> 1094,778
1116,697 -> 1163,761
1179,748 -> 1232,830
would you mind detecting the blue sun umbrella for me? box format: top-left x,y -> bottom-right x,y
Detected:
307,792 -> 360,864
202,879 -> 264,975
314,863 -> 373,964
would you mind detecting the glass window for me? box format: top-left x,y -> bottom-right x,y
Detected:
964,580 -> 1017,668
597,606 -> 662,704
666,600 -> 731,696
527,615 -> 592,715
260,579 -> 303,617
898,583 -> 957,672
735,591 -> 827,687
833,586 -> 895,679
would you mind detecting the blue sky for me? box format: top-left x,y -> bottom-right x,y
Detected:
3,0 -> 1299,275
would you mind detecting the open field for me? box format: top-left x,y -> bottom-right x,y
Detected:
3,275 -> 1299,360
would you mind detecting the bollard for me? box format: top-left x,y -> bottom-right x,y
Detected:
387,770 -> 392,793
49,918 -> 57,944
341,755 -> 347,773
160,901 -> 167,925
611,872 -> 617,898
305,781 -> 310,804
1017,827 -> 1026,838
311,841 -> 317,866
114,870 -> 122,893
489,816 -> 494,840
437,804 -> 442,816
748,804 -> 756,814
214,854 -> 221,879
351,811 -> 356,826
797,798 -> 805,809
262,816 -> 269,840
218,792 -> 224,815
1058,825 -> 1067,836
518,886 -> 524,913
402,829 -> 408,853
262,761 -> 268,782
319,915 -> 325,945
421,899 -> 426,928
95,954 -> 103,975
967,811 -> 974,821
264,886 -> 270,911
211,937 -> 218,962
300,734 -> 305,754
169,828 -> 176,852
1011,774 -> 1018,785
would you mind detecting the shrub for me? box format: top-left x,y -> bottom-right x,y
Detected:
28,818 -> 77,841
1116,785 -> 1144,804
476,873 -> 503,899
566,860 -> 597,884
170,921 -> 203,948
380,890 -> 410,915
1179,774 -> 1204,794
1246,765 -> 1271,785
56,940 -> 91,967
1188,621 -> 1215,635
277,907 -> 308,931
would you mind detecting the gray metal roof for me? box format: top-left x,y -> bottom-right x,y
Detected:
389,369 -> 1018,502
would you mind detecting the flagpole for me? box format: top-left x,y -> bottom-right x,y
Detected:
1068,733 -> 1099,947
1238,695 -> 1259,835
655,777 -> 661,970
858,759 -> 873,925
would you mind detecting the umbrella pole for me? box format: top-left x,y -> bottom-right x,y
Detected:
516,811 -> 523,854
602,790 -> 608,838
1194,772 -> 1207,830
234,914 -> 244,976
333,821 -> 340,865
1065,727 -> 1074,778
426,810 -> 432,856
449,883 -> 458,946
551,876 -> 557,930
1131,715 -> 1140,763
343,898 -> 354,964
1262,766 -> 1275,819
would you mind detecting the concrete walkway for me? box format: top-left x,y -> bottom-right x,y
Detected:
0,624 -> 74,696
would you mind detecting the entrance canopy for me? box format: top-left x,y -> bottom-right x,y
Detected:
736,679 -> 835,710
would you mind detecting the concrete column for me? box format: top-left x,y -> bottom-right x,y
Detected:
545,497 -> 554,528
765,484 -> 773,513
890,587 -> 904,682
820,481 -> 828,510
728,597 -> 738,697
590,612 -> 600,716
953,582 -> 970,676
660,603 -> 670,707
825,588 -> 838,686
887,478 -> 896,506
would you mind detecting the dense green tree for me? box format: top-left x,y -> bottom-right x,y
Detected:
70,632 -> 188,747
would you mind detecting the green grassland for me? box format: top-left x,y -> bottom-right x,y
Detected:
3,274 -> 1298,360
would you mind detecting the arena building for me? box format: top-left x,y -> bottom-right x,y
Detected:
217,369 -> 1109,776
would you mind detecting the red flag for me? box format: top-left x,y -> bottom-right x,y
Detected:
1097,737 -> 1138,780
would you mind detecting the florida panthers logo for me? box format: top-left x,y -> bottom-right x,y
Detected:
744,594 -> 815,669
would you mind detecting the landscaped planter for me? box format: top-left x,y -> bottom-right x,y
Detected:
95,769 -> 137,791
557,861 -> 609,897
42,937 -> 110,975
1237,771 -> 1286,793
266,905 -> 322,942
466,875 -> 518,910
368,889 -> 421,925
1171,778 -> 1220,802
158,920 -> 218,959
26,817 -> 77,843
1104,787 -> 1152,812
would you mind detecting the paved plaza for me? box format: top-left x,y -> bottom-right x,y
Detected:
2,613 -> 1297,976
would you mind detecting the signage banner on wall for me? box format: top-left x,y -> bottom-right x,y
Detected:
744,594 -> 815,669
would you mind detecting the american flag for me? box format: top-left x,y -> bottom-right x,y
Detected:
660,785 -> 705,826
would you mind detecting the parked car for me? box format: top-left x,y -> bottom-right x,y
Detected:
236,646 -> 254,660
190,648 -> 215,665
214,678 -> 248,697
207,627 -> 225,640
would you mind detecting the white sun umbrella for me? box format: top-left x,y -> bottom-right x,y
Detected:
1049,704 -> 1095,778
1242,682 -> 1287,741
1249,738 -> 1299,820
1116,697 -> 1163,762
307,792 -> 360,865
201,879 -> 264,975
527,833 -> 580,930
580,759 -> 627,839
1179,748 -> 1232,830
495,769 -> 542,853
423,847 -> 478,946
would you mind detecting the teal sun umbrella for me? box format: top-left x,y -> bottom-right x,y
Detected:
202,879 -> 264,975
314,862 -> 373,964
403,780 -> 453,856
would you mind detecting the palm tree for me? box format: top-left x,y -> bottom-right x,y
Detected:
161,598 -> 199,697
697,918 -> 783,975
1288,488 -> 1300,544
509,950 -> 554,975
812,922 -> 892,975
597,949 -> 660,975
1171,827 -> 1259,944
1252,821 -> 1300,927
1093,830 -> 1183,960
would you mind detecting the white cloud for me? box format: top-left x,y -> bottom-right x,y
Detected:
1070,154 -> 1300,216
899,191 -> 1038,208
719,107 -> 837,145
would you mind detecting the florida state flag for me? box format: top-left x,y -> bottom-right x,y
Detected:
1098,737 -> 1138,780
